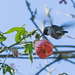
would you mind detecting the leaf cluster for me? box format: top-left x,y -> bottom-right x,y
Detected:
23,42 -> 34,63
0,63 -> 15,75
0,25 -> 39,63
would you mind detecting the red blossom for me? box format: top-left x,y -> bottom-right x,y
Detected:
35,40 -> 53,59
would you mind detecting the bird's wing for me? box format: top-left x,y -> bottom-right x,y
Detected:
60,20 -> 75,29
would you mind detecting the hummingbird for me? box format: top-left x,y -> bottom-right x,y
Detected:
41,21 -> 75,39
42,25 -> 68,39
39,6 -> 75,39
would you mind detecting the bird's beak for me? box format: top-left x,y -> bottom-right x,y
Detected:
62,31 -> 68,33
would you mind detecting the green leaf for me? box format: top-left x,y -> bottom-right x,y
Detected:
22,24 -> 26,27
6,27 -> 21,34
29,49 -> 33,63
23,43 -> 34,63
3,68 -> 6,74
24,43 -> 33,53
15,32 -> 21,42
6,26 -> 28,42
59,73 -> 68,75
6,66 -> 13,75
23,44 -> 29,53
2,64 -> 14,75
0,33 -> 7,42
19,27 -> 28,35
15,27 -> 27,42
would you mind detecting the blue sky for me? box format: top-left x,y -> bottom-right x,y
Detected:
0,0 -> 75,75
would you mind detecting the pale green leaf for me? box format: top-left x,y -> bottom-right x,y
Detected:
23,43 -> 34,63
0,33 -> 7,42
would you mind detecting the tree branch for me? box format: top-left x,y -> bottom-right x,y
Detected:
0,28 -> 38,53
0,38 -> 24,53
25,0 -> 58,51
55,45 -> 75,48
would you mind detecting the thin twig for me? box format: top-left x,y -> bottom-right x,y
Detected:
35,59 -> 60,75
55,45 -> 75,48
45,59 -> 51,75
45,5 -> 53,26
0,56 -> 57,59
71,0 -> 75,8
71,0 -> 75,5
2,51 -> 11,65
0,38 -> 24,53
64,35 -> 75,39
65,59 -> 75,64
